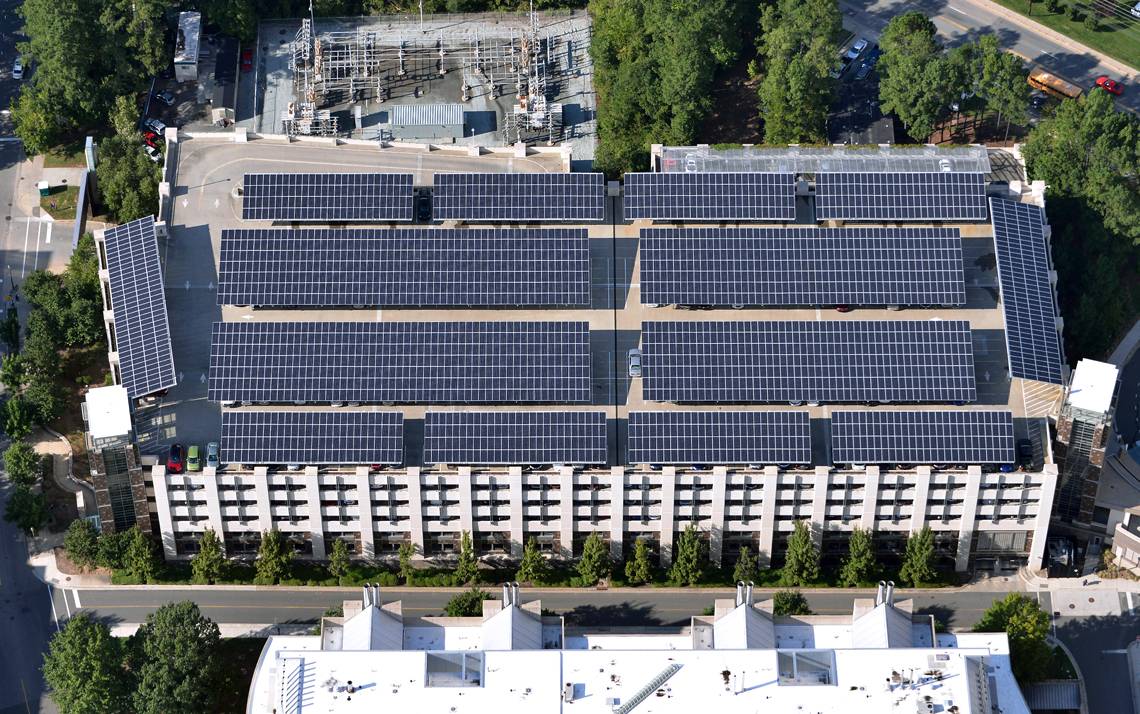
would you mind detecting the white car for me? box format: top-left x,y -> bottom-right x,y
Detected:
12,57 -> 23,80
627,348 -> 642,378
844,38 -> 869,62
1132,1 -> 1140,18
144,145 -> 162,163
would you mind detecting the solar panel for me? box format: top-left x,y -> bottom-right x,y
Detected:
217,228 -> 589,307
208,321 -> 591,404
241,172 -> 413,222
830,410 -> 1015,465
432,173 -> 604,222
221,410 -> 404,465
642,320 -> 976,403
627,410 -> 811,465
815,172 -> 988,221
640,227 -> 965,306
989,198 -> 1064,384
423,411 -> 607,465
623,172 -> 796,221
102,216 -> 177,399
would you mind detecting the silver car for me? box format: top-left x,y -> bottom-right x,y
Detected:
627,348 -> 642,378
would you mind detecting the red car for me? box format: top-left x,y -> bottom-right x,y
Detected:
241,48 -> 253,72
142,130 -> 160,149
1095,75 -> 1124,96
168,443 -> 184,473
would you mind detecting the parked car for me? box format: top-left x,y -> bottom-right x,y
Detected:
144,145 -> 162,163
187,445 -> 202,472
12,56 -> 23,80
142,130 -> 161,148
1095,75 -> 1124,96
241,48 -> 254,72
206,442 -> 220,469
844,38 -> 869,62
168,443 -> 184,473
143,117 -> 167,134
627,348 -> 642,378
154,90 -> 176,106
1132,1 -> 1140,18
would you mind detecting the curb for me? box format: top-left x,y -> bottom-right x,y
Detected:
1047,634 -> 1090,714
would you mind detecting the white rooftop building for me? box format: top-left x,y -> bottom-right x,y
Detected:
247,583 -> 1031,714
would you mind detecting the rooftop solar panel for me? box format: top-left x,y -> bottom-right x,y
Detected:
623,172 -> 796,221
815,172 -> 988,221
217,228 -> 589,307
208,321 -> 591,404
220,410 -> 404,465
640,227 -> 965,306
423,411 -> 607,465
241,172 -> 414,222
830,410 -> 1015,465
432,172 -> 604,222
989,198 -> 1065,385
627,411 -> 811,465
102,216 -> 177,399
641,320 -> 976,404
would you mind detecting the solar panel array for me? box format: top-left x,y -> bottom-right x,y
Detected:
221,410 -> 404,465
217,228 -> 589,307
208,321 -> 591,404
640,227 -> 965,306
627,411 -> 811,465
830,410 -> 1015,465
423,411 -> 607,465
432,173 -> 605,222
241,173 -> 414,222
642,320 -> 976,404
102,216 -> 177,399
623,172 -> 796,221
815,172 -> 988,221
990,198 -> 1064,384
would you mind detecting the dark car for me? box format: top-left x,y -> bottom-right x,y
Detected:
168,443 -> 184,473
241,48 -> 254,72
154,90 -> 176,106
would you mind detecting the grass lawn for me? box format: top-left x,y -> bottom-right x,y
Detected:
39,184 -> 80,220
41,145 -> 87,169
990,0 -> 1140,71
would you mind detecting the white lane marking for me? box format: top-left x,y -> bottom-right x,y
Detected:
948,5 -> 969,15
46,584 -> 61,632
20,218 -> 31,277
45,221 -> 52,245
35,220 -> 44,270
72,589 -> 82,608
62,588 -> 72,618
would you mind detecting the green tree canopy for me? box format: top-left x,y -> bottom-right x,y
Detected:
516,536 -> 549,584
838,527 -> 876,587
455,530 -> 479,584
191,529 -> 227,585
772,589 -> 812,616
444,587 -> 491,617
625,537 -> 655,585
254,529 -> 293,585
95,135 -> 161,223
123,526 -> 161,583
577,532 -> 611,585
781,520 -> 820,586
1,354 -> 26,394
668,524 -> 705,586
3,397 -> 33,440
733,545 -> 758,583
398,541 -> 416,585
898,526 -> 936,586
64,518 -> 101,570
327,537 -> 351,583
4,440 -> 42,488
97,529 -> 130,570
42,614 -> 130,714
974,593 -> 1052,683
5,486 -> 48,531
130,601 -> 221,714
877,12 -> 949,140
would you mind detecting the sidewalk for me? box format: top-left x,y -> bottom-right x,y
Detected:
29,548 -> 112,588
31,426 -> 96,519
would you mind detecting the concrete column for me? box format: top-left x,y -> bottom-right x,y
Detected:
559,467 -> 574,557
201,469 -> 225,553
150,469 -> 177,559
860,467 -> 880,533
956,466 -> 983,572
304,467 -> 326,559
757,467 -> 779,566
912,467 -> 932,534
406,467 -> 425,554
810,467 -> 829,548
658,467 -> 676,567
1028,465 -> 1059,570
253,466 -> 273,534
457,466 -> 474,539
609,467 -> 625,562
509,466 -> 524,558
709,467 -> 727,567
355,467 -> 374,560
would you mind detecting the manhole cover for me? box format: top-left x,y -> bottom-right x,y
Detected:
1068,603 -> 1075,609
1088,597 -> 1095,603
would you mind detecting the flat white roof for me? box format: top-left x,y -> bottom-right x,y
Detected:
175,11 -> 201,65
84,385 -> 132,440
1069,358 -> 1118,414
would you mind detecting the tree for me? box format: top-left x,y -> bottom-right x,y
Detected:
64,234 -> 107,348
976,34 -> 1029,139
123,526 -> 161,583
4,397 -> 33,440
1,306 -> 20,352
755,0 -> 842,143
781,520 -> 819,586
772,589 -> 813,616
254,529 -> 292,585
110,94 -> 141,138
5,486 -> 48,532
668,524 -> 705,586
398,540 -> 415,585
733,546 -> 758,583
24,374 -> 66,425
191,529 -> 226,585
838,527 -> 876,587
974,593 -> 1052,683
577,532 -> 611,585
899,526 -> 937,586
9,85 -> 60,156
1,354 -> 26,394
94,135 -> 161,223
4,440 -> 42,488
877,12 -> 950,140
131,601 -> 221,714
97,530 -> 130,570
444,587 -> 491,617
64,518 -> 101,570
516,536 -> 549,584
625,537 -> 654,585
42,614 -> 129,714
327,537 -> 351,583
455,530 -> 478,584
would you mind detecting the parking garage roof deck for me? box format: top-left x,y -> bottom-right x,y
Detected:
657,144 -> 992,174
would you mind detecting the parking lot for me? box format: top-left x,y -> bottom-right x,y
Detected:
829,38 -> 893,145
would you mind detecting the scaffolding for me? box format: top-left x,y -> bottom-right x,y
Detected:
287,7 -> 563,143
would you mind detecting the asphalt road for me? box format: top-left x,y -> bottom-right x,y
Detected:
1056,611 -> 1140,714
839,0 -> 1139,113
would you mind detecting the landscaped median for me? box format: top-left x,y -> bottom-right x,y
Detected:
989,0 -> 1139,71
